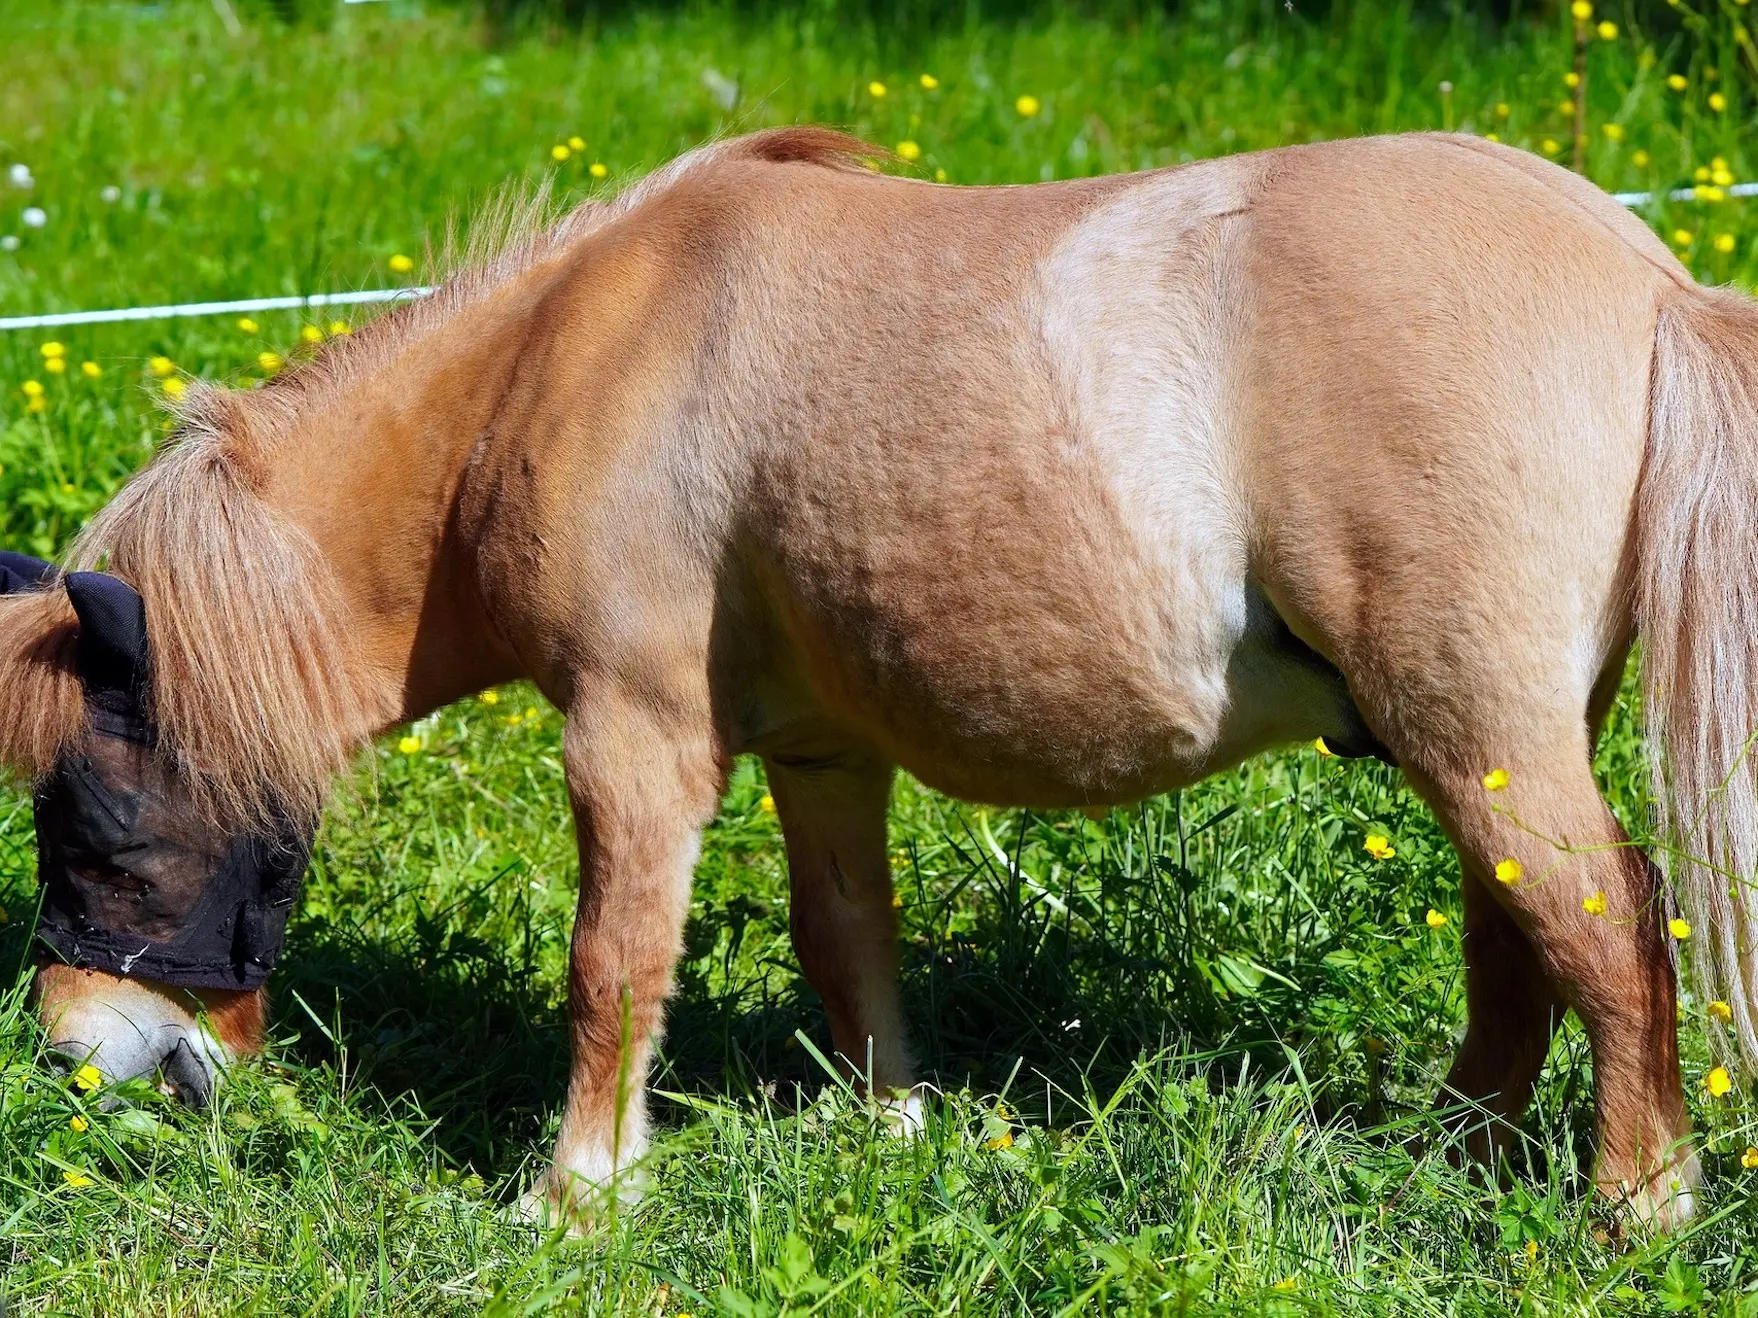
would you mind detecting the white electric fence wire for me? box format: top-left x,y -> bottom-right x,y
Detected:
2,179 -> 1757,333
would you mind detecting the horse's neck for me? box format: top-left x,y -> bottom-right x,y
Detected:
254,280 -> 546,726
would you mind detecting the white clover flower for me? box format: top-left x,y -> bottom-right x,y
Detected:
100,185 -> 120,203
7,163 -> 32,189
0,235 -> 18,251
21,207 -> 45,229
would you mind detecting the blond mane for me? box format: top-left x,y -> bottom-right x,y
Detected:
53,127 -> 872,828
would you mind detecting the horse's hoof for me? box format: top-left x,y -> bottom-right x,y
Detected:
1603,1151 -> 1702,1234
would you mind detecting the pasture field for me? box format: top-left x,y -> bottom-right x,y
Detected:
6,0 -> 1758,1311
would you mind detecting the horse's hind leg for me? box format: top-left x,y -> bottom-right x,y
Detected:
1440,871 -> 1565,1170
766,752 -> 915,1111
1398,742 -> 1697,1227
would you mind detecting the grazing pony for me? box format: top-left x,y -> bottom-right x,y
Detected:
8,128 -> 1757,1229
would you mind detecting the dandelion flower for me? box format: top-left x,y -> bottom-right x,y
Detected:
1668,74 -> 1689,92
1272,1278 -> 1297,1291
1495,102 -> 1510,118
1673,229 -> 1695,248
551,144 -> 571,162
40,341 -> 64,360
1541,139 -> 1561,155
1711,92 -> 1728,112
934,168 -> 947,182
1706,1065 -> 1733,1097
1495,858 -> 1523,886
300,325 -> 324,344
1697,185 -> 1727,202
1603,123 -> 1625,141
1314,737 -> 1334,757
896,140 -> 922,162
985,1131 -> 1013,1150
328,320 -> 350,335
44,356 -> 65,375
920,73 -> 939,90
388,253 -> 415,274
162,377 -> 186,400
1717,233 -> 1737,253
398,735 -> 421,755
62,1170 -> 93,1188
1425,908 -> 1449,929
1564,71 -> 1581,89
1597,20 -> 1618,39
589,162 -> 608,180
255,352 -> 282,373
1714,167 -> 1736,187
1015,94 -> 1041,118
236,317 -> 258,334
479,689 -> 500,705
1558,99 -> 1576,116
1582,890 -> 1607,916
891,891 -> 904,909
568,135 -> 585,151
26,396 -> 44,413
1744,1146 -> 1758,1168
1711,1000 -> 1734,1023
75,360 -> 100,381
149,356 -> 175,377
1670,917 -> 1692,940
1364,834 -> 1396,861
1570,0 -> 1591,18
1482,767 -> 1510,791
1485,133 -> 1500,142
1633,149 -> 1651,167
758,793 -> 776,814
21,379 -> 43,397
869,81 -> 888,98
73,1064 -> 101,1092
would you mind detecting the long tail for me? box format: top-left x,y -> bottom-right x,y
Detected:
1639,284 -> 1758,1071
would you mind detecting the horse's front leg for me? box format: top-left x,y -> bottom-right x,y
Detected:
531,685 -> 722,1224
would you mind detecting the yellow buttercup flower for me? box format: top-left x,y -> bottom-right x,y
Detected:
300,325 -> 324,344
896,140 -> 922,162
39,340 -> 65,360
62,1170 -> 93,1188
1633,149 -> 1651,168
80,361 -> 101,378
1495,858 -> 1523,886
1272,1278 -> 1296,1292
1716,233 -> 1737,253
388,253 -> 415,274
920,73 -> 939,90
758,794 -> 776,814
1713,167 -> 1735,187
1484,133 -> 1499,142
479,689 -> 500,705
1743,1146 -> 1758,1169
985,1131 -> 1013,1150
162,377 -> 187,400
45,356 -> 65,375
1670,917 -> 1692,940
149,355 -> 176,377
869,80 -> 887,98
1602,123 -> 1624,141
1570,0 -> 1591,17
1582,890 -> 1607,916
398,735 -> 421,755
328,320 -> 350,335
257,351 -> 283,373
589,162 -> 608,180
25,397 -> 45,413
1674,229 -> 1695,248
1541,139 -> 1561,156
891,891 -> 904,909
551,144 -> 571,162
1558,99 -> 1575,116
1668,74 -> 1689,92
1364,834 -> 1395,861
1313,737 -> 1334,757
568,135 -> 586,152
1563,71 -> 1581,89
1425,908 -> 1448,929
1706,1065 -> 1733,1097
1711,1000 -> 1734,1023
73,1064 -> 101,1092
70,1114 -> 88,1131
236,317 -> 259,333
1015,94 -> 1041,118
21,379 -> 43,397
1597,20 -> 1618,39
1710,92 -> 1728,112
1495,102 -> 1510,118
1482,767 -> 1510,791
1697,185 -> 1727,202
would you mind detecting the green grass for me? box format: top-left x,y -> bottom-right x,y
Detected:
5,0 -> 1758,1311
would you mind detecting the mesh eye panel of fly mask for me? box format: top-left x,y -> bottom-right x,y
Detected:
2,550 -> 314,990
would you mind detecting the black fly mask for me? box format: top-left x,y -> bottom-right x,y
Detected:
3,551 -> 313,990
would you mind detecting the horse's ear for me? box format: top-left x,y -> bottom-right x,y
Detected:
63,571 -> 148,696
0,551 -> 55,596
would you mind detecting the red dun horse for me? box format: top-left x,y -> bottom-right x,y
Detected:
7,128 -> 1756,1228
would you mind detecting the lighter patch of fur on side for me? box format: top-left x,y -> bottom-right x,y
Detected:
1639,285 -> 1758,1075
